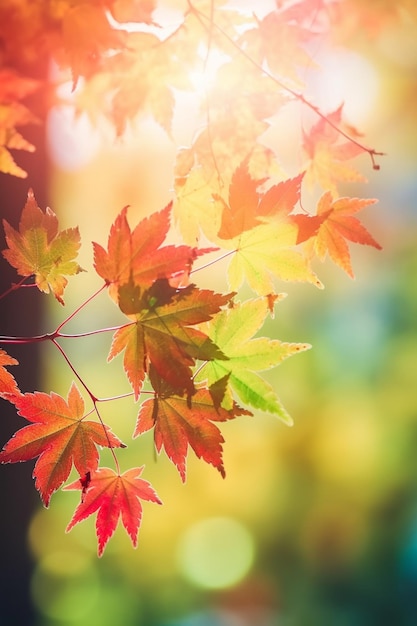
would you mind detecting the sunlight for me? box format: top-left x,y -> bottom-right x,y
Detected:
307,47 -> 380,126
188,43 -> 231,95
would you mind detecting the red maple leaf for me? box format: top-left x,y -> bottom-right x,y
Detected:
93,203 -> 215,301
0,349 -> 19,396
65,466 -> 162,556
0,383 -> 125,506
135,370 -> 251,481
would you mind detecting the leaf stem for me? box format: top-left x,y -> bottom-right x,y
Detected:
58,322 -> 135,340
191,248 -> 237,274
0,277 -> 36,301
51,338 -> 99,402
56,282 -> 108,333
92,401 -> 121,474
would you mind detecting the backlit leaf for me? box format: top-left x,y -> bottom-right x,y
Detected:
196,297 -> 311,423
2,189 -> 83,304
306,191 -> 381,277
0,383 -> 125,506
65,466 -> 161,556
109,280 -> 233,398
0,349 -> 19,396
135,373 -> 249,481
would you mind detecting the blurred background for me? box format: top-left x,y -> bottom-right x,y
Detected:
2,1 -> 417,625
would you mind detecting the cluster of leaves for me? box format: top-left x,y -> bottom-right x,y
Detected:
0,0 -> 383,555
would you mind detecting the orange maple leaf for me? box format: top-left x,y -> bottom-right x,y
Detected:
0,349 -> 19,396
0,68 -> 40,178
215,160 -> 304,240
306,191 -> 382,277
0,383 -> 125,506
135,371 -> 249,481
61,3 -> 127,86
93,203 -> 214,302
65,466 -> 162,556
2,189 -> 83,304
303,105 -> 367,194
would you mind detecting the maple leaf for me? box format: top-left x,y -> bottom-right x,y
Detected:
0,349 -> 19,396
303,105 -> 367,194
216,161 -> 305,239
0,69 -> 40,177
240,8 -> 316,87
61,3 -> 127,86
196,297 -> 311,424
221,221 -> 322,295
93,203 -> 214,302
173,153 -> 227,245
65,466 -> 162,556
105,30 -> 191,135
304,191 -> 381,277
109,280 -> 232,399
0,383 -> 125,507
110,0 -> 156,24
135,370 -> 250,481
212,164 -> 321,293
2,189 -> 83,304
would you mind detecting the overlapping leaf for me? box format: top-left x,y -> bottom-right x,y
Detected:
223,221 -> 323,295
0,383 -> 125,506
93,203 -> 214,301
196,297 -> 311,424
65,466 -> 162,556
2,189 -> 83,304
135,370 -> 250,481
109,280 -> 233,399
215,161 -> 305,239
300,191 -> 381,277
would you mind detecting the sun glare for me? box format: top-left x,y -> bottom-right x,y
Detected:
307,47 -> 380,127
189,44 -> 231,95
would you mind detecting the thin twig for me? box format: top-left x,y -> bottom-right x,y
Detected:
186,0 -> 385,170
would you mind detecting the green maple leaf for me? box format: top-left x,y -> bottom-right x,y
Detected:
224,221 -> 323,295
196,297 -> 311,424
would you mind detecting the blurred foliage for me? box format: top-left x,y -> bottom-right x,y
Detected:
2,0 -> 415,624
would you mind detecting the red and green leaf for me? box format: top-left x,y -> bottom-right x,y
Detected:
109,280 -> 232,399
2,189 -> 83,304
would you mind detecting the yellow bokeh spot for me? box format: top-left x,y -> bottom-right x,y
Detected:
177,516 -> 255,590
